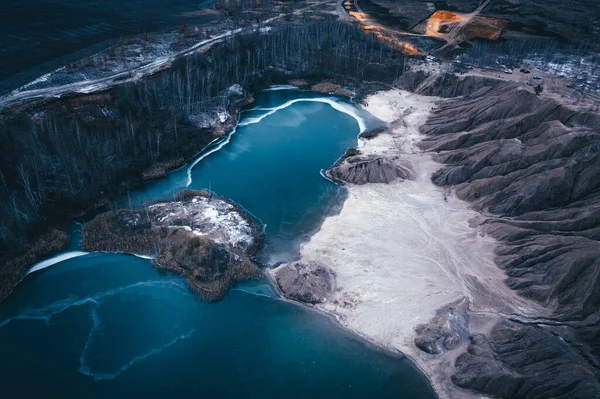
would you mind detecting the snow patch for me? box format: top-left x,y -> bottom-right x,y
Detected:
186,136 -> 233,187
217,111 -> 229,123
237,97 -> 368,133
264,85 -> 299,91
26,251 -> 89,275
148,196 -> 255,248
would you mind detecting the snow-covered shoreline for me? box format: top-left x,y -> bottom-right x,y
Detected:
26,251 -> 89,275
25,251 -> 156,277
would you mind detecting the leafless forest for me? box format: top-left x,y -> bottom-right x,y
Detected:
0,18 -> 410,261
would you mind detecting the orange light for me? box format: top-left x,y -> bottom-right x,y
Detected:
348,8 -> 425,56
349,11 -> 368,23
424,10 -> 466,37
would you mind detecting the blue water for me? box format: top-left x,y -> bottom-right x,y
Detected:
0,90 -> 437,398
127,89 -> 373,263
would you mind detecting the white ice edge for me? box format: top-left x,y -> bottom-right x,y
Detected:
186,130 -> 238,186
238,98 -> 367,133
263,85 -> 299,91
185,97 -> 367,186
25,251 -> 155,277
26,251 -> 89,275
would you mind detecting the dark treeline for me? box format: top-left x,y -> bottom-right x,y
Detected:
463,38 -> 599,65
0,18 -> 409,262
125,19 -> 410,115
460,39 -> 600,88
458,38 -> 600,92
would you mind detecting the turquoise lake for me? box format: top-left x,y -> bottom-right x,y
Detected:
0,89 -> 437,398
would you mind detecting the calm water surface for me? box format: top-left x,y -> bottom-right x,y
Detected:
0,90 -> 437,399
128,89 -> 369,262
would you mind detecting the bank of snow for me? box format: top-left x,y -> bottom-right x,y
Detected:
26,251 -> 89,275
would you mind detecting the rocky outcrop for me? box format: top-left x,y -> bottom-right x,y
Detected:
270,262 -> 336,304
327,153 -> 414,185
81,190 -> 263,301
414,300 -> 469,355
415,77 -> 600,398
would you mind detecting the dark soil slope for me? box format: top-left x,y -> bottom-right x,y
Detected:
418,77 -> 600,398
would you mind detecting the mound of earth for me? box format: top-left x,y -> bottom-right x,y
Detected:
81,190 -> 263,301
270,262 -> 336,304
326,153 -> 414,185
414,300 -> 469,355
415,75 -> 600,398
